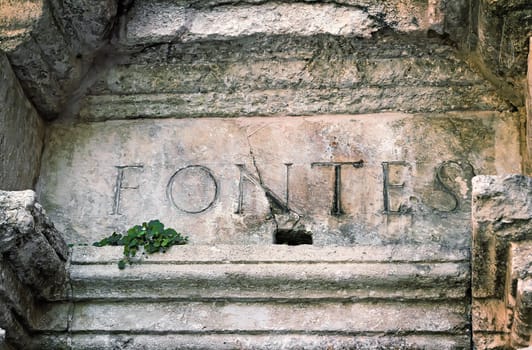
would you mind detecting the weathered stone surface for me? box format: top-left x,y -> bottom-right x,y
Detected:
124,0 -> 452,45
0,53 -> 44,191
38,112 -> 520,245
472,175 -> 532,349
0,328 -> 4,350
508,242 -> 532,294
123,1 -> 433,47
0,0 -> 118,118
2,0 -> 529,120
472,175 -> 532,298
0,190 -> 68,299
0,303 -> 31,350
0,0 -> 42,49
34,333 -> 471,350
81,33 -> 512,120
68,245 -> 468,301
469,0 -> 532,107
25,242 -> 470,349
0,260 -> 34,328
34,300 -> 466,333
510,277 -> 532,347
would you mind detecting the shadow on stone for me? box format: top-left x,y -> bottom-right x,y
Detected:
274,229 -> 313,246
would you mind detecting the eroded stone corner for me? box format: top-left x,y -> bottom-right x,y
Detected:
472,175 -> 532,349
0,190 -> 70,349
0,190 -> 68,300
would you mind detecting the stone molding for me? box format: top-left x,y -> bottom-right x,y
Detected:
472,175 -> 532,349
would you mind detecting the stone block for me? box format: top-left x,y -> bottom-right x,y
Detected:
80,33 -> 511,120
38,112 -> 521,246
123,1 -> 437,47
472,175 -> 532,298
71,244 -> 469,264
58,300 -> 466,333
472,174 -> 532,349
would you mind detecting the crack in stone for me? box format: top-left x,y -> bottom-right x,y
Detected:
245,130 -> 305,237
245,132 -> 280,235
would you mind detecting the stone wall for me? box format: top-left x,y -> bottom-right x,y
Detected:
1,1 -> 532,349
0,52 -> 44,191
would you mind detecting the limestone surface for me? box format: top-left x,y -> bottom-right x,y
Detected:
30,244 -> 471,349
37,112 -> 521,247
1,0 -> 531,119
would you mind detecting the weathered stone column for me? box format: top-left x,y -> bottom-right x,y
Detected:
472,175 -> 532,349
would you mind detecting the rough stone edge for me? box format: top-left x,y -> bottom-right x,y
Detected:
510,277 -> 532,348
527,37 -> 532,174
0,190 -> 70,349
32,333 -> 471,350
472,174 -> 532,349
0,190 -> 68,300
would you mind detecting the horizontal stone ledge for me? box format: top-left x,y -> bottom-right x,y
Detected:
79,86 -> 507,121
35,301 -> 468,333
33,333 -> 471,350
69,262 -> 468,301
124,2 -> 425,46
88,57 -> 484,96
71,245 -> 469,264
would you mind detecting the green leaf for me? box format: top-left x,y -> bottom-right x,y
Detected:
93,220 -> 188,268
118,259 -> 126,270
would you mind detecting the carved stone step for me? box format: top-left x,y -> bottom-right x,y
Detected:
34,333 -> 471,350
67,245 -> 469,301
32,300 -> 470,349
28,244 -> 471,349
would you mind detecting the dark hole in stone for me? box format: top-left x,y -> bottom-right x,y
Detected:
274,229 -> 312,246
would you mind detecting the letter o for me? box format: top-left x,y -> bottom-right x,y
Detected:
166,165 -> 218,214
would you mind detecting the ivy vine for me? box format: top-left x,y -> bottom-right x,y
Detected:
93,220 -> 188,269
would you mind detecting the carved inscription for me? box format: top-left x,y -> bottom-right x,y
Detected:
311,161 -> 364,216
167,165 -> 218,214
111,165 -> 144,215
382,161 -> 410,215
235,163 -> 292,215
111,160 -> 475,218
433,160 -> 475,212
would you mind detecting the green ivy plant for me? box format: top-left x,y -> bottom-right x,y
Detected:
93,220 -> 188,269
